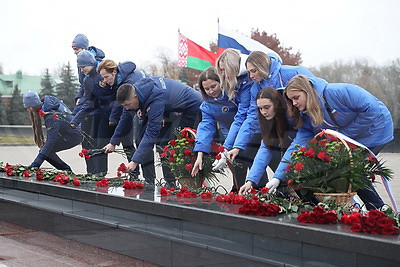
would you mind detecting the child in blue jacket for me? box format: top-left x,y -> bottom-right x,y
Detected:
23,91 -> 82,171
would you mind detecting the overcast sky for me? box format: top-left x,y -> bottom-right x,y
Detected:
1,0 -> 399,76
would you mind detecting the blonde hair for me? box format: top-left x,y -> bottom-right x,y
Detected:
97,59 -> 118,73
29,107 -> 45,148
246,51 -> 271,80
216,49 -> 240,100
284,74 -> 324,128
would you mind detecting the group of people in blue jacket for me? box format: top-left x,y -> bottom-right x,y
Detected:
23,33 -> 393,210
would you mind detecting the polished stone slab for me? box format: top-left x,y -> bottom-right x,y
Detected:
0,174 -> 399,266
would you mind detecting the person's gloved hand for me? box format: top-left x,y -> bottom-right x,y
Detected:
212,149 -> 227,171
265,178 -> 281,192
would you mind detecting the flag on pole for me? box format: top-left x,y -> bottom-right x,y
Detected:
218,24 -> 281,61
178,33 -> 218,71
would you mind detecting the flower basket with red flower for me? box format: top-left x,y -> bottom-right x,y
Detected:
285,130 -> 393,205
159,127 -> 225,188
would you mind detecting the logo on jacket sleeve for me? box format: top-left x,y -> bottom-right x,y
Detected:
222,106 -> 229,113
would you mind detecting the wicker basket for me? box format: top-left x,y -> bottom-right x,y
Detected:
312,130 -> 357,205
177,176 -> 205,189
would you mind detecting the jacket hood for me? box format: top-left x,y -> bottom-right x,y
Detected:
267,52 -> 283,82
116,61 -> 137,86
42,96 -> 61,112
308,76 -> 329,96
133,77 -> 158,105
88,46 -> 105,61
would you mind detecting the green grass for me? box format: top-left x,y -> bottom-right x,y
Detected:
0,134 -> 35,144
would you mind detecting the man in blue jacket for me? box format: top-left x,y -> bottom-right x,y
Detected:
104,77 -> 203,186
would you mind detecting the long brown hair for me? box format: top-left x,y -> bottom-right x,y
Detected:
284,74 -> 323,129
198,66 -> 220,99
28,107 -> 45,148
257,86 -> 290,150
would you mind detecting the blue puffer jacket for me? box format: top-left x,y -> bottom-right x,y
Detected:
234,53 -> 314,150
31,96 -> 82,167
111,77 -> 202,163
194,92 -> 238,154
75,46 -> 105,100
274,76 -> 394,181
222,73 -> 252,151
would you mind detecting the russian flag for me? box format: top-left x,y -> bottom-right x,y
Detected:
218,24 -> 281,61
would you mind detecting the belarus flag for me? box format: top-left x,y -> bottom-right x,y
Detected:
178,33 -> 218,71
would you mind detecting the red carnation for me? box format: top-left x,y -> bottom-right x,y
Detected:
215,154 -> 222,160
287,179 -> 294,187
185,164 -> 193,171
73,178 -> 81,186
294,162 -> 303,171
169,140 -> 177,146
184,149 -> 192,157
304,148 -> 316,158
39,109 -> 46,117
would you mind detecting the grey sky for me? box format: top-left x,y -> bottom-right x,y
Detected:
1,0 -> 399,76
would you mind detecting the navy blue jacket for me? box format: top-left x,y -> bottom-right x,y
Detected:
274,77 -> 394,181
75,46 -> 105,100
71,62 -> 120,125
194,92 -> 238,154
31,96 -> 82,167
111,77 -> 202,163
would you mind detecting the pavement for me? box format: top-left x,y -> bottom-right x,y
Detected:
0,145 -> 399,266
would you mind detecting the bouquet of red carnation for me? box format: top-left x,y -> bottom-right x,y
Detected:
159,127 -> 225,186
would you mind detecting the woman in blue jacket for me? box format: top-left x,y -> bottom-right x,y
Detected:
268,74 -> 393,209
214,49 -> 266,190
23,91 -> 82,171
238,86 -> 297,194
191,67 -> 260,191
71,51 -> 130,175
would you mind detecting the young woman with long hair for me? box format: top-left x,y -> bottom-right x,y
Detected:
23,91 -> 82,171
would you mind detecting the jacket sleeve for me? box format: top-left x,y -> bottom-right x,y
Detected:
232,82 -> 259,150
273,118 -> 314,181
131,100 -> 165,163
246,141 -> 273,184
332,84 -> 387,138
223,82 -> 251,150
194,103 -> 217,154
110,108 -> 134,145
31,117 -> 60,168
109,101 -> 123,124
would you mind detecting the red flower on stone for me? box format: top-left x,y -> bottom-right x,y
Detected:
73,178 -> 81,186
23,170 -> 31,177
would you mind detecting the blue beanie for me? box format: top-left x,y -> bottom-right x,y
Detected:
72,34 -> 89,50
77,50 -> 96,67
23,91 -> 42,108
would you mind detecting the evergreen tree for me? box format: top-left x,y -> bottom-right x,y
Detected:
0,92 -> 9,124
178,67 -> 190,85
55,62 -> 78,110
39,68 -> 55,98
7,85 -> 28,125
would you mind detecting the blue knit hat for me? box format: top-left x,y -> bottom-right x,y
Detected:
72,34 -> 89,50
23,91 -> 41,108
77,50 -> 96,67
